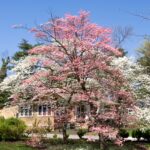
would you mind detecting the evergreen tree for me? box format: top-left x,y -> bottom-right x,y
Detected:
0,57 -> 10,83
0,90 -> 11,108
13,39 -> 33,61
137,39 -> 150,73
0,57 -> 11,108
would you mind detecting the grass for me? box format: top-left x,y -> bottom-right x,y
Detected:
0,142 -> 34,150
46,142 -> 150,150
0,141 -> 150,150
46,138 -> 150,150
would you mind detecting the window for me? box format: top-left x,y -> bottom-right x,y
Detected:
20,106 -> 32,117
43,105 -> 47,115
54,108 -> 65,117
38,105 -> 51,116
39,105 -> 42,115
76,105 -> 86,118
48,106 -> 51,115
127,108 -> 133,115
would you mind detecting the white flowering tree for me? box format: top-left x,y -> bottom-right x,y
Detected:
112,56 -> 150,127
112,56 -> 150,101
134,107 -> 150,129
0,55 -> 42,94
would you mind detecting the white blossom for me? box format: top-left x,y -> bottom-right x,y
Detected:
112,56 -> 150,127
0,55 -> 42,92
112,56 -> 150,101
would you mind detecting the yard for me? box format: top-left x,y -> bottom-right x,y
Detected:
0,142 -> 33,150
0,1 -> 150,150
1,141 -> 150,150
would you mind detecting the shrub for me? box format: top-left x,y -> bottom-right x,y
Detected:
132,129 -> 143,141
0,117 -> 26,141
119,129 -> 129,138
66,133 -> 69,140
0,116 -> 5,122
53,134 -> 58,139
77,128 -> 87,139
0,118 -> 5,141
70,123 -> 75,129
48,138 -> 64,145
143,129 -> 150,141
26,135 -> 47,149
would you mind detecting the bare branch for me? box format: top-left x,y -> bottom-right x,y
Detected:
112,26 -> 133,48
127,11 -> 150,21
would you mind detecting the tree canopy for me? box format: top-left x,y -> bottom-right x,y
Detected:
7,11 -> 134,147
137,39 -> 150,73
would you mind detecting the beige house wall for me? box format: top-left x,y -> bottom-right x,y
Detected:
0,105 -> 18,119
0,105 -> 54,130
0,104 -> 90,130
20,116 -> 54,130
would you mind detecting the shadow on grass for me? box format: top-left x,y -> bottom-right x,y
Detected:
0,140 -> 150,150
46,139 -> 150,150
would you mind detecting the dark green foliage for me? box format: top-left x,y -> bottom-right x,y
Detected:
0,57 -> 10,83
13,51 -> 28,61
132,129 -> 143,141
13,39 -> 33,61
13,39 -> 42,61
118,48 -> 128,57
0,90 -> 11,108
19,39 -> 33,51
0,57 -> 11,108
119,129 -> 129,138
0,117 -> 26,141
47,138 -> 86,145
53,134 -> 58,139
143,129 -> 150,141
77,128 -> 87,139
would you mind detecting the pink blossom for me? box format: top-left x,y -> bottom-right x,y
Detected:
12,10 -> 134,146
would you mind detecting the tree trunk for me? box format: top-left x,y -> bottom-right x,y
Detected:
98,133 -> 107,150
62,125 -> 67,143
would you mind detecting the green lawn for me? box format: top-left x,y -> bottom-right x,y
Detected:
46,142 -> 150,150
0,141 -> 150,150
0,142 -> 34,150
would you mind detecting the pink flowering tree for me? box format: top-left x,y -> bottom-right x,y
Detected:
14,11 -> 134,148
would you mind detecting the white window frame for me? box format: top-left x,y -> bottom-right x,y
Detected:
76,104 -> 86,118
38,104 -> 51,116
19,106 -> 33,117
75,104 -> 90,119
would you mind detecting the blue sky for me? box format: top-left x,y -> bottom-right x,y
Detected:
0,0 -> 150,59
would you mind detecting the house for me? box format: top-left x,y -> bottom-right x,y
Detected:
0,100 -> 91,130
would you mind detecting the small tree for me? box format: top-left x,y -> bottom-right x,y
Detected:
137,39 -> 150,73
112,56 -> 150,101
12,11 -> 134,148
